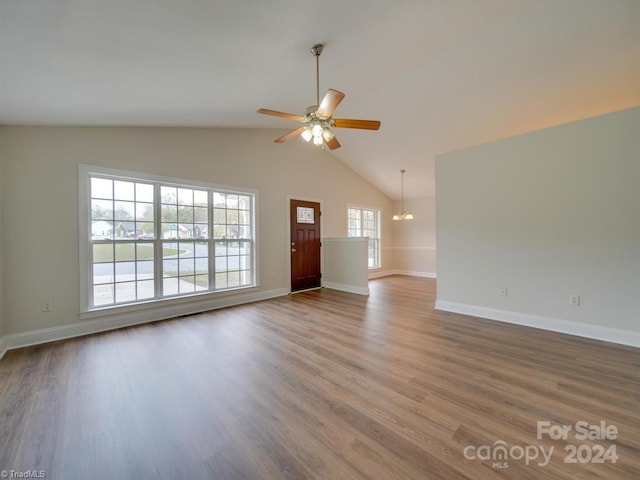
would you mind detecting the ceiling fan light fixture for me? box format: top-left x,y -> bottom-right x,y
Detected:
322,127 -> 334,141
257,43 -> 381,150
311,124 -> 323,137
393,169 -> 414,221
301,127 -> 313,142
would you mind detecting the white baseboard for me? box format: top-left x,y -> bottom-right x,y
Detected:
392,270 -> 437,278
1,288 -> 289,354
369,270 -> 437,279
383,246 -> 436,251
435,300 -> 640,348
366,269 -> 437,279
324,281 -> 369,296
368,269 -> 395,279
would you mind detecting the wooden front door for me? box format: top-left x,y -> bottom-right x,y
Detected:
290,199 -> 321,292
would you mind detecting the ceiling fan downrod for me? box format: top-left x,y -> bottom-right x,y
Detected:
310,44 -> 324,107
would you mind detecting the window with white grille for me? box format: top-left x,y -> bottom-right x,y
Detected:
82,166 -> 256,310
347,206 -> 381,269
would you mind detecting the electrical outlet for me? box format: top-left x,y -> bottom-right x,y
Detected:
499,287 -> 508,297
41,300 -> 53,312
569,295 -> 580,306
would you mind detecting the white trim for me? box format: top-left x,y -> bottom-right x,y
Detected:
78,164 -> 260,313
370,269 -> 436,279
383,246 -> 436,251
435,300 -> 640,348
2,288 -> 288,353
368,269 -> 395,279
346,204 -> 381,269
345,202 -> 382,211
0,336 -> 7,361
79,164 -> 258,194
79,285 -> 260,320
323,282 -> 370,296
394,270 -> 437,278
79,165 -> 90,312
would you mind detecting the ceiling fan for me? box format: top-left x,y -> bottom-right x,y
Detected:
257,44 -> 381,150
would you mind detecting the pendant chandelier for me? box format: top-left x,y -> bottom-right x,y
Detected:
392,169 -> 414,221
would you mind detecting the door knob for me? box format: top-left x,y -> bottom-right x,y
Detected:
291,248 -> 296,253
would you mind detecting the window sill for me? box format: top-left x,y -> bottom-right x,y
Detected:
80,284 -> 259,321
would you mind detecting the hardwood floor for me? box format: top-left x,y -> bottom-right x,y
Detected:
0,276 -> 638,479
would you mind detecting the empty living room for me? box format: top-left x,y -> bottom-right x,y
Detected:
1,1 -> 638,479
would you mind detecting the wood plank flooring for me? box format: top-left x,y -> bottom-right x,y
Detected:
0,276 -> 638,479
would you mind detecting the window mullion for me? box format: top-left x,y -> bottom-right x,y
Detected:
209,191 -> 216,290
88,240 -> 95,307
154,182 -> 163,298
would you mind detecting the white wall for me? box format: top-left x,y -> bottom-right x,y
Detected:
435,107 -> 640,346
389,197 -> 437,277
0,126 -> 393,342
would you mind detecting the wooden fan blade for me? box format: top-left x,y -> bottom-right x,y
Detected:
325,136 -> 341,150
257,109 -> 304,122
274,127 -> 305,144
333,118 -> 381,130
316,89 -> 345,118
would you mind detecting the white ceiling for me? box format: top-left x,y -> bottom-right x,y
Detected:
1,1 -> 639,200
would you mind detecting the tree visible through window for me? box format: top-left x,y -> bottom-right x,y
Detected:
85,169 -> 256,309
347,206 -> 381,269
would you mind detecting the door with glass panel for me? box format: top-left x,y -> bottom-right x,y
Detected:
290,199 -> 321,292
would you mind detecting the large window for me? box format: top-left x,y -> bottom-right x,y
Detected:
347,206 -> 381,269
82,166 -> 256,310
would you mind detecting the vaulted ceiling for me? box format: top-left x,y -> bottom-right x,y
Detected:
1,1 -> 639,199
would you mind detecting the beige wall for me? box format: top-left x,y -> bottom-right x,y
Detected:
0,126 -> 393,337
323,237 -> 369,295
0,137 -> 4,340
389,197 -> 437,277
436,107 -> 640,343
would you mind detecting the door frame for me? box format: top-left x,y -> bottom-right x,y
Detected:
286,194 -> 324,293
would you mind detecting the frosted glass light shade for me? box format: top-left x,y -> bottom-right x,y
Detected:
301,128 -> 313,142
